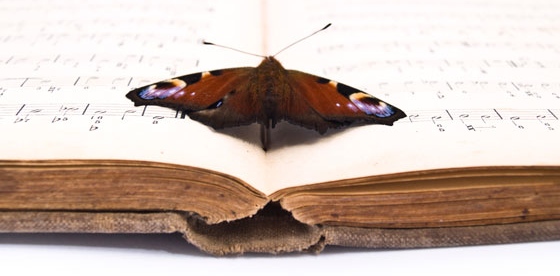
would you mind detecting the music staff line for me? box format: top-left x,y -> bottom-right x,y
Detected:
2,57 -> 558,77
2,77 -> 560,98
1,103 -> 558,131
0,76 -> 157,90
1,103 -> 183,123
0,53 -> 199,76
322,57 -> 560,75
406,108 -> 559,131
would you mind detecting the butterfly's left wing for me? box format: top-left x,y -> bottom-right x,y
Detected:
126,68 -> 262,129
284,70 -> 406,133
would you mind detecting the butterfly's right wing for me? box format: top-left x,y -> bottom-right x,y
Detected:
284,70 -> 406,133
126,68 -> 261,129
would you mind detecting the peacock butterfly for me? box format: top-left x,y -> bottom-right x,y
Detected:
126,24 -> 406,150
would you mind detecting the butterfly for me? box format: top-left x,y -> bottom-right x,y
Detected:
126,25 -> 406,150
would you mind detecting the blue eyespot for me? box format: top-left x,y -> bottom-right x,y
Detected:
139,79 -> 187,100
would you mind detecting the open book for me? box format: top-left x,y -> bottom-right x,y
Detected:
1,0 -> 559,255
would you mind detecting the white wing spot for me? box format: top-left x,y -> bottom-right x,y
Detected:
172,90 -> 186,98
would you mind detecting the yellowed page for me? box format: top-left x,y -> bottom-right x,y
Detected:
261,0 -> 560,194
3,0 -> 560,196
0,0 -> 267,186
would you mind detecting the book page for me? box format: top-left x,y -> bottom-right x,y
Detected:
0,0 -> 268,186
262,0 -> 560,194
2,0 -> 559,196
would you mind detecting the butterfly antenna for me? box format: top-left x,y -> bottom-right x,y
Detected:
202,41 -> 266,58
272,23 -> 331,57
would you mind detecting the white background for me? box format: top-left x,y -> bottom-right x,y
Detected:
1,233 -> 558,275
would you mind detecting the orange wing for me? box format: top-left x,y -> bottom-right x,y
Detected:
126,68 -> 261,129
285,70 -> 406,133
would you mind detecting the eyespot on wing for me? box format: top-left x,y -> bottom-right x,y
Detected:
348,92 -> 396,118
138,79 -> 187,100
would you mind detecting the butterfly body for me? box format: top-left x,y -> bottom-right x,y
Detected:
126,56 -> 406,150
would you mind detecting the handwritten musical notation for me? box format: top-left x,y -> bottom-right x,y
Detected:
0,103 -> 181,131
1,102 -> 558,134
374,80 -> 560,101
0,53 -> 199,79
405,108 -> 559,132
0,76 -> 163,92
1,70 -> 559,134
1,0 -> 559,142
322,57 -> 560,76
2,76 -> 559,104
